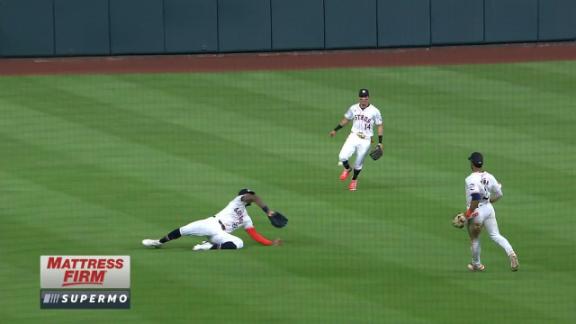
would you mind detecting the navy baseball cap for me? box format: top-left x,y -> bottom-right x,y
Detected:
468,152 -> 483,166
359,89 -> 369,97
238,188 -> 256,196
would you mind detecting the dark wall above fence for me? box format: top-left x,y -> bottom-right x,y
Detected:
271,0 -> 325,50
218,0 -> 271,52
54,0 -> 110,56
538,0 -> 576,41
378,0 -> 431,47
0,0 -> 54,56
0,0 -> 574,57
431,0 -> 484,45
109,0 -> 165,55
164,0 -> 218,53
324,0 -> 378,49
484,0 -> 538,43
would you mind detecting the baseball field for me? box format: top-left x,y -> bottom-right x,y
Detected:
1,49 -> 575,323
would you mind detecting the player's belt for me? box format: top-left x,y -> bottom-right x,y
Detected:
356,132 -> 366,139
212,216 -> 226,231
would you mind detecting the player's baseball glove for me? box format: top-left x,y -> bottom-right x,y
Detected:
269,211 -> 288,228
369,145 -> 383,160
452,212 -> 466,229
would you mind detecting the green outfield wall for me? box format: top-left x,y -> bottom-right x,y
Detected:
0,0 -> 575,57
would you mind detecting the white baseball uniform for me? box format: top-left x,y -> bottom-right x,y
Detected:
465,171 -> 514,260
338,103 -> 382,170
179,195 -> 254,249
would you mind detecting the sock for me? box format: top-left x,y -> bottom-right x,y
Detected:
159,228 -> 181,244
342,161 -> 351,170
352,169 -> 361,180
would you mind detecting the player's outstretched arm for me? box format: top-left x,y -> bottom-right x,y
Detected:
243,193 -> 288,228
329,118 -> 349,137
245,227 -> 281,246
243,193 -> 274,217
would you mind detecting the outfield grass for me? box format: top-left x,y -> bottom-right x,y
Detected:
1,61 -> 575,323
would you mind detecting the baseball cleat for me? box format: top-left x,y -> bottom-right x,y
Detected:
142,239 -> 162,248
339,168 -> 350,181
349,180 -> 358,191
193,241 -> 214,251
467,263 -> 486,272
509,253 -> 519,271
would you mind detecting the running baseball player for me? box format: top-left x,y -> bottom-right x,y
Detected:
329,88 -> 383,191
463,152 -> 519,271
142,189 -> 283,251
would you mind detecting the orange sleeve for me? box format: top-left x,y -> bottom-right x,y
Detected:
245,227 -> 272,246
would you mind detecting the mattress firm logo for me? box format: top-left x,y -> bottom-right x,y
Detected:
40,256 -> 130,309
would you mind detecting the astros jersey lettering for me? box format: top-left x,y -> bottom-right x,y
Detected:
344,104 -> 382,138
214,195 -> 254,232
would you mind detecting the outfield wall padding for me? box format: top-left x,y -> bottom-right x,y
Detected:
54,0 -> 110,56
217,0 -> 271,52
324,0 -> 377,49
0,0 -> 54,56
271,0 -> 325,50
377,0 -> 431,47
0,0 -> 575,57
109,0 -> 165,55
164,0 -> 218,53
430,0 -> 484,45
538,0 -> 576,41
484,0 -> 538,43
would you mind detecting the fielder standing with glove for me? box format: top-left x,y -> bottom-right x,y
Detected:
329,89 -> 383,191
142,188 -> 286,251
460,152 -> 519,271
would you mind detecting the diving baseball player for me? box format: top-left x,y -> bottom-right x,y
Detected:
463,152 -> 519,271
329,89 -> 383,191
142,189 -> 284,251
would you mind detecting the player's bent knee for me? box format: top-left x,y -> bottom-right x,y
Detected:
233,239 -> 244,249
220,241 -> 238,249
221,239 -> 243,249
